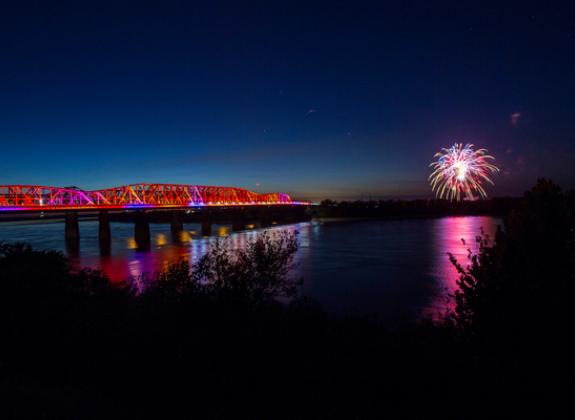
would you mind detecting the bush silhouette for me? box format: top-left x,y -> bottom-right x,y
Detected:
449,178 -> 575,396
192,230 -> 300,301
137,230 -> 300,303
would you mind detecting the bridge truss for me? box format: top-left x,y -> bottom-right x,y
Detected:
0,184 -> 306,212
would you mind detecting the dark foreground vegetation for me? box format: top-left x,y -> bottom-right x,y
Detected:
1,179 -> 573,419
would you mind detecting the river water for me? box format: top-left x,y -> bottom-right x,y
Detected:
0,216 -> 500,323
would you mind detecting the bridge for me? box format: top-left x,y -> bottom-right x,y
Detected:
0,184 -> 311,253
0,184 -> 308,211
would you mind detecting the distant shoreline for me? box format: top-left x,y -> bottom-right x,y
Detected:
0,198 -> 518,224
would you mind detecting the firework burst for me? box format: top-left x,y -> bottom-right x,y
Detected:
429,143 -> 499,201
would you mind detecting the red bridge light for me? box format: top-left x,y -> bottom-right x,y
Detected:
0,184 -> 309,212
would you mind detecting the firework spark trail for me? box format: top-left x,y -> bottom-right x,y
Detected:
429,143 -> 499,201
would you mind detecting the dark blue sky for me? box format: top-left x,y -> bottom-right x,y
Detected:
1,1 -> 574,200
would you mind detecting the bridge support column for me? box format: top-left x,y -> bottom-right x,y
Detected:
257,208 -> 272,229
134,212 -> 151,250
201,211 -> 212,236
170,212 -> 184,243
65,212 -> 80,254
231,211 -> 246,232
98,210 -> 111,256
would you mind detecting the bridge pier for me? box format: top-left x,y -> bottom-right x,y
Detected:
65,212 -> 80,254
257,208 -> 272,228
134,212 -> 151,250
170,211 -> 184,243
201,211 -> 212,236
98,210 -> 111,256
231,211 -> 246,232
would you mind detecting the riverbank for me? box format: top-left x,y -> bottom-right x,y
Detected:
311,196 -> 520,219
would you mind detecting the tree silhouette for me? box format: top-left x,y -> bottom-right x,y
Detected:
449,179 -> 575,394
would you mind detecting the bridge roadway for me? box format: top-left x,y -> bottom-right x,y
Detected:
0,184 -> 311,253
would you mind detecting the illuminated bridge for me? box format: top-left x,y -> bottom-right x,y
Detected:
0,184 -> 308,212
0,184 -> 311,252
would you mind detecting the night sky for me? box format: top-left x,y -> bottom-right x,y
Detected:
1,1 -> 574,200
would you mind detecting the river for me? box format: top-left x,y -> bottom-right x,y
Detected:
0,216 -> 500,323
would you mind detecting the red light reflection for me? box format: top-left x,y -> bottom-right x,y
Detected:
426,216 -> 499,320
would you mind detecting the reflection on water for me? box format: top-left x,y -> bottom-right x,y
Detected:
0,216 -> 500,323
217,226 -> 230,237
155,233 -> 168,247
427,216 -> 498,320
